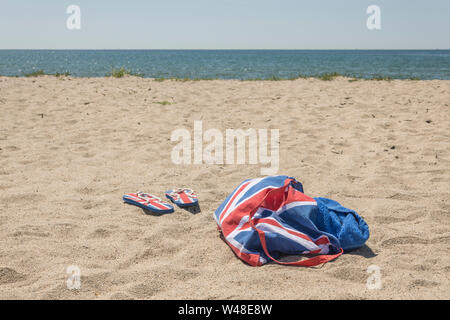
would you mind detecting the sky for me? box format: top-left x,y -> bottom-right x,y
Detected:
0,0 -> 449,49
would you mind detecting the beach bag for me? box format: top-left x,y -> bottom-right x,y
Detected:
214,175 -> 369,267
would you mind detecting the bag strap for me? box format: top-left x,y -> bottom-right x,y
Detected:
248,179 -> 343,267
253,226 -> 343,266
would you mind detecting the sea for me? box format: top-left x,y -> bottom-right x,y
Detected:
0,50 -> 449,80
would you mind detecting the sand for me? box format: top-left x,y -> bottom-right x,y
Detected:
0,76 -> 449,299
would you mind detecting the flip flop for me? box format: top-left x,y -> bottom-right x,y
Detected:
165,188 -> 198,208
123,191 -> 174,213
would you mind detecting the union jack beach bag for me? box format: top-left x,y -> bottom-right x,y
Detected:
214,175 -> 369,267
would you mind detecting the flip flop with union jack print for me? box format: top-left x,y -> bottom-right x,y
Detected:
165,188 -> 198,208
123,192 -> 174,213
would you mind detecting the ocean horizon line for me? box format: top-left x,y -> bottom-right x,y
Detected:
1,48 -> 450,51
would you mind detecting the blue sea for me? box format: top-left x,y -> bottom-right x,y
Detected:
0,50 -> 449,80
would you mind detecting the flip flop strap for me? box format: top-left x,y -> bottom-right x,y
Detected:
136,191 -> 164,204
169,188 -> 196,198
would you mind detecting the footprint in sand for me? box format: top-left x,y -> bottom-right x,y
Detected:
82,201 -> 102,210
12,230 -> 51,238
139,243 -> 182,260
76,187 -> 95,196
119,238 -> 182,270
374,211 -> 422,224
386,193 -> 417,201
381,236 -> 429,248
128,282 -> 164,299
0,267 -> 26,285
408,279 -> 439,289
88,228 -> 112,239
326,266 -> 368,283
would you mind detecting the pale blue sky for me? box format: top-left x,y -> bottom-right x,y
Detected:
0,0 -> 449,49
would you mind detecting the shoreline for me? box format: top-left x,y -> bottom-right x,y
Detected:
0,73 -> 439,81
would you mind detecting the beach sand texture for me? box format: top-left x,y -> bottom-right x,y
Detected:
0,76 -> 449,299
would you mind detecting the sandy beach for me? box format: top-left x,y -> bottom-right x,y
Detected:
0,76 -> 449,299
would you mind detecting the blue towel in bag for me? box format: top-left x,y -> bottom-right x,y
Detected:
314,197 -> 370,251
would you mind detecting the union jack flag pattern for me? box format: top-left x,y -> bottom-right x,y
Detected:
123,192 -> 174,213
214,175 -> 369,267
165,188 -> 198,208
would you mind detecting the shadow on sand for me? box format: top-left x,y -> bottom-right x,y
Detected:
344,244 -> 377,258
180,203 -> 201,214
141,203 -> 201,215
